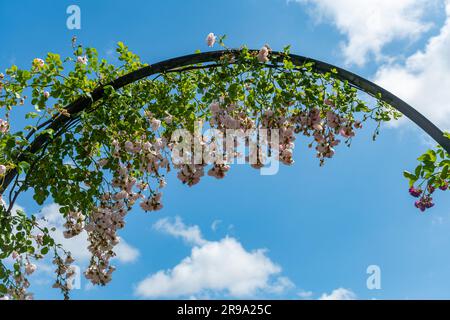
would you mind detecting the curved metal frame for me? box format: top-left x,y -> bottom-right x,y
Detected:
1,49 -> 449,194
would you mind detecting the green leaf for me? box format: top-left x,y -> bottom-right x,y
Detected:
18,161 -> 30,174
441,165 -> 449,179
403,171 -> 417,180
25,112 -> 39,119
0,284 -> 7,294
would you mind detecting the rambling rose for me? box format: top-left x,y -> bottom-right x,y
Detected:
25,263 -> 37,275
0,119 -> 9,133
257,46 -> 270,63
77,56 -> 88,65
151,119 -> 161,131
33,58 -> 45,69
206,33 -> 216,47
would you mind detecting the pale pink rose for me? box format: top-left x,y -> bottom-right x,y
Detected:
11,251 -> 19,259
0,119 -> 9,133
113,190 -> 128,200
164,115 -> 173,124
339,127 -> 355,138
282,148 -> 293,158
209,102 -> 220,113
43,91 -> 50,99
154,138 -> 163,149
143,141 -> 152,152
0,164 -> 6,175
312,123 -> 323,131
133,142 -> 142,153
314,133 -> 325,143
325,148 -> 335,158
331,139 -> 341,147
206,33 -> 216,47
65,255 -> 75,264
257,46 -> 269,63
124,141 -> 134,152
25,263 -> 37,275
35,234 -> 44,245
77,56 -> 88,65
316,144 -> 326,153
151,119 -> 161,131
33,58 -> 45,69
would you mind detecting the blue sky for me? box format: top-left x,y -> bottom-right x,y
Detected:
1,0 -> 450,300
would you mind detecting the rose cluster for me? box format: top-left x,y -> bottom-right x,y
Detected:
78,113 -> 171,285
62,210 -> 84,239
408,182 -> 448,212
0,253 -> 35,300
52,254 -> 76,299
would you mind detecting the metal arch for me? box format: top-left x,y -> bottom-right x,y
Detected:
1,49 -> 449,193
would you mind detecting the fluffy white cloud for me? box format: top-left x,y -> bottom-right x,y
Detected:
319,288 -> 357,300
154,216 -> 207,246
135,217 -> 293,298
115,241 -> 140,263
375,0 -> 450,129
296,0 -> 436,66
40,203 -> 139,264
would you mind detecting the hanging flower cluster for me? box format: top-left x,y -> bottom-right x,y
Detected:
404,137 -> 450,213
51,254 -> 76,300
2,254 -> 35,300
62,210 -> 84,238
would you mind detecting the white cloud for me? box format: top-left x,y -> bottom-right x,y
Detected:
319,288 -> 357,300
135,217 -> 292,298
296,0 -> 436,66
115,241 -> 140,263
154,216 -> 207,246
375,0 -> 450,129
39,203 -> 139,264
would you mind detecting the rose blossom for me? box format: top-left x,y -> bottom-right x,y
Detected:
257,46 -> 269,63
33,58 -> 45,69
0,119 -> 9,133
151,119 -> 161,131
25,263 -> 37,275
206,33 -> 216,47
11,251 -> 19,259
164,115 -> 173,124
77,56 -> 88,65
209,102 -> 220,114
124,141 -> 134,152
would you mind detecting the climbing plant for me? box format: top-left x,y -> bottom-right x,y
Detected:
0,34 -> 448,299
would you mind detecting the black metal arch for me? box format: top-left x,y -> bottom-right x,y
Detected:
1,49 -> 449,194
